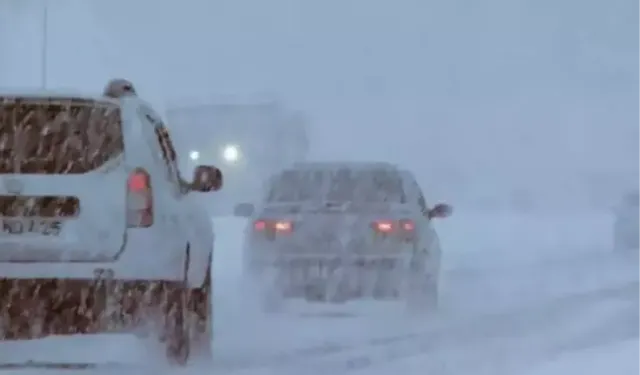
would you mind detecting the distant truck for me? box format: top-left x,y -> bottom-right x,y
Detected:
166,100 -> 310,215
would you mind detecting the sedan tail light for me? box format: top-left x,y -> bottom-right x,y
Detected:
399,219 -> 415,232
371,219 -> 415,240
253,219 -> 294,235
253,220 -> 267,231
372,220 -> 395,233
273,220 -> 293,232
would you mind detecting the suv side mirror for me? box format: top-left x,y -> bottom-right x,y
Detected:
428,203 -> 452,219
191,165 -> 223,192
234,202 -> 255,217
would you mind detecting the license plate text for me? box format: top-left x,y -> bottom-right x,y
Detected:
1,219 -> 63,236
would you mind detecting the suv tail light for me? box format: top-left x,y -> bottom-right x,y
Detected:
253,219 -> 294,235
127,168 -> 153,228
371,219 -> 415,240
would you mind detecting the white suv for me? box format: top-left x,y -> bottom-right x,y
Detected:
0,79 -> 221,365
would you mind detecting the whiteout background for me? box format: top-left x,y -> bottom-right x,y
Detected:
0,0 -> 637,374
0,0 -> 636,211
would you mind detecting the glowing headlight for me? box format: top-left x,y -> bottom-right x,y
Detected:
189,150 -> 200,161
222,144 -> 240,162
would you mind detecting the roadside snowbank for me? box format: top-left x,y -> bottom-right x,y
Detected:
521,339 -> 639,375
436,210 -> 613,270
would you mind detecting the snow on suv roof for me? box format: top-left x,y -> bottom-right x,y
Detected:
0,89 -> 120,107
0,78 -> 139,106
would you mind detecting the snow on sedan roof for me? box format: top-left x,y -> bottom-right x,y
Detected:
290,161 -> 400,172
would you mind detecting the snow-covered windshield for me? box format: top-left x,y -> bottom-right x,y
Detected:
266,167 -> 406,203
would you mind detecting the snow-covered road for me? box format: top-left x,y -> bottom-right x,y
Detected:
521,338 -> 639,375
210,211 -> 638,375
0,210 -> 637,375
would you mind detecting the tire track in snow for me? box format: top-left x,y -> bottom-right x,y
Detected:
440,248 -> 638,316
215,248 -> 637,372
219,248 -> 640,371
223,281 -> 638,375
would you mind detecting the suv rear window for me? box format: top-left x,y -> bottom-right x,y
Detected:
0,97 -> 124,174
267,167 -> 406,203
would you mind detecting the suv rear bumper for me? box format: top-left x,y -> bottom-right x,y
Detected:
0,278 -> 184,340
245,240 -> 417,268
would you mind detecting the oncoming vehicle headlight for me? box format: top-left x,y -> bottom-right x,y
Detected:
222,144 -> 240,163
189,150 -> 200,161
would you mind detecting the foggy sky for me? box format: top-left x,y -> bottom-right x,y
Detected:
0,0 -> 637,206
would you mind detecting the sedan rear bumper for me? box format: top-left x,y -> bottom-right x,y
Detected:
245,241 -> 427,300
248,238 -> 415,260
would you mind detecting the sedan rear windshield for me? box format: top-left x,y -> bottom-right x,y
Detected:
0,97 -> 124,174
267,168 -> 406,203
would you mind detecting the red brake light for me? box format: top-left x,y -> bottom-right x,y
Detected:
400,219 -> 415,232
253,219 -> 293,235
128,173 -> 147,192
372,219 -> 415,240
372,220 -> 394,233
127,168 -> 153,228
254,220 -> 267,231
274,220 -> 293,232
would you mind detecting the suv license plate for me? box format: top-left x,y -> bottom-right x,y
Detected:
1,219 -> 62,236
